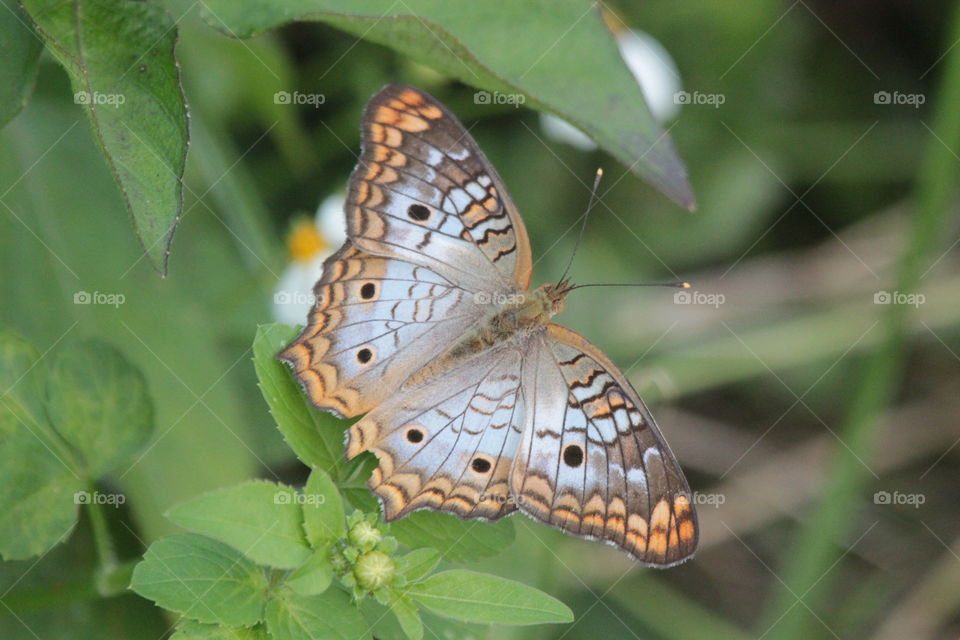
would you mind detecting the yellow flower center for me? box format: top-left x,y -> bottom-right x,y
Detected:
287,219 -> 328,261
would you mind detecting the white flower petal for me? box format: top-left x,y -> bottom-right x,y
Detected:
272,255 -> 326,326
619,30 -> 682,123
539,113 -> 598,151
315,193 -> 347,247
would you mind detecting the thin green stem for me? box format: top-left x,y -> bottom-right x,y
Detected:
85,482 -> 118,572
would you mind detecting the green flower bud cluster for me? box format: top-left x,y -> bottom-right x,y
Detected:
330,511 -> 399,600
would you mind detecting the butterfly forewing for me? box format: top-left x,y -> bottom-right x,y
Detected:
279,243 -> 480,418
348,84 -> 532,291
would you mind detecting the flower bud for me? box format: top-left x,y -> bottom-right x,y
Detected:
353,550 -> 395,591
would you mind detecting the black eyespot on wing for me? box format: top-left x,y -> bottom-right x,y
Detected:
408,204 -> 430,221
357,348 -> 373,363
471,458 -> 492,473
406,428 -> 424,443
562,444 -> 584,468
360,282 -> 376,299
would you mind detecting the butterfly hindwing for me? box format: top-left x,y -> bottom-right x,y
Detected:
347,84 -> 532,292
279,243 -> 480,418
347,348 -> 525,521
511,324 -> 698,567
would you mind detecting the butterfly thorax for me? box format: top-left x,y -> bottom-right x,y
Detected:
405,283 -> 570,388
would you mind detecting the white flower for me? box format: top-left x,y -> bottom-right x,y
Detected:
540,29 -> 682,149
272,194 -> 347,326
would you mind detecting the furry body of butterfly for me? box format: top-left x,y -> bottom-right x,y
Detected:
280,84 -> 698,567
407,283 -> 567,387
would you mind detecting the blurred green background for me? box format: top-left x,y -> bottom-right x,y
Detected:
2,1 -> 959,638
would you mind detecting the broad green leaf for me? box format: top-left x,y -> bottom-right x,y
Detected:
287,546 -> 334,596
167,481 -> 311,569
361,600 -> 485,640
265,588 -> 369,640
0,0 -> 43,128
131,534 -> 269,626
253,324 -> 346,471
21,0 -> 189,274
201,0 -> 694,208
407,570 -> 573,625
302,467 -> 345,546
171,620 -> 269,640
390,511 -> 514,563
46,339 -> 153,477
394,548 -> 440,583
390,594 -> 424,640
0,332 -> 81,560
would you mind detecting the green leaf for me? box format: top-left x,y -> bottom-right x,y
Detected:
407,570 -> 573,625
302,467 -> 345,546
0,331 -> 81,560
0,0 -> 43,128
46,339 -> 153,477
21,0 -> 189,274
171,620 -> 269,640
253,324 -> 346,472
390,511 -> 514,563
361,600 -> 485,640
201,0 -> 694,208
265,588 -> 370,640
390,594 -> 424,640
130,533 -> 269,625
167,481 -> 311,569
394,548 -> 440,583
287,546 -> 334,596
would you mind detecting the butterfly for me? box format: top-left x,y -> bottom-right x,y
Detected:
279,84 -> 698,567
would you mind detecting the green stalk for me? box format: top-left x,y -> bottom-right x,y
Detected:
762,6 -> 960,639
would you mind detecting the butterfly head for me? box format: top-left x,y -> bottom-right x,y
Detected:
538,279 -> 575,318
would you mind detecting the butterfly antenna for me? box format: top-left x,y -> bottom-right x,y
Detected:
569,281 -> 691,291
558,167 -> 604,285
